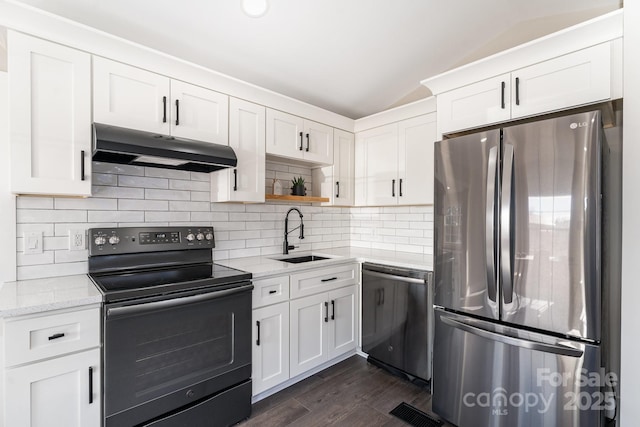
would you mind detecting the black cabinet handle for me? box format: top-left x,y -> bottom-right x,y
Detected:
515,77 -> 520,106
336,181 -> 340,198
331,300 -> 335,320
88,367 -> 94,404
269,290 -> 277,294
233,169 -> 238,191
175,99 -> 180,125
256,320 -> 261,346
324,302 -> 328,323
501,81 -> 506,109
321,277 -> 338,282
80,151 -> 85,181
299,132 -> 304,151
399,179 -> 403,197
163,96 -> 167,123
305,133 -> 310,152
392,179 -> 396,197
48,332 -> 65,341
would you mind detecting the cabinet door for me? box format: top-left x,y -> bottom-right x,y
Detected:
334,129 -> 355,206
9,31 -> 92,196
93,56 -> 170,134
302,120 -> 333,165
290,293 -> 328,377
511,43 -> 611,119
356,123 -> 399,206
170,80 -> 229,144
252,302 -> 290,395
266,109 -> 305,160
398,114 -> 437,205
5,348 -> 101,427
437,73 -> 511,134
328,285 -> 358,359
212,98 -> 265,202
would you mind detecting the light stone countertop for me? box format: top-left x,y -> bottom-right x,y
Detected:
0,274 -> 103,318
215,246 -> 433,279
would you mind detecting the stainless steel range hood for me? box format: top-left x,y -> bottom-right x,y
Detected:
92,123 -> 237,172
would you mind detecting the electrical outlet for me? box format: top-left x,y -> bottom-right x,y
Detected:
69,229 -> 86,251
24,231 -> 43,255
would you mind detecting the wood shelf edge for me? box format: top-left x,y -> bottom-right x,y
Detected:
265,194 -> 330,203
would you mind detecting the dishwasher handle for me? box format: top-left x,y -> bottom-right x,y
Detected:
363,269 -> 427,285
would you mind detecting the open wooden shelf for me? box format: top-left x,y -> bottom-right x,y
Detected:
265,194 -> 329,203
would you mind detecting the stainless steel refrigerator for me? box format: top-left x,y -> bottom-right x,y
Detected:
433,110 -> 607,427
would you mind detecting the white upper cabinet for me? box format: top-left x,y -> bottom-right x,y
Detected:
169,80 -> 229,144
355,113 -> 436,206
437,74 -> 511,135
266,109 -> 334,165
312,129 -> 355,206
93,57 -> 229,143
510,43 -> 611,119
437,42 -> 615,134
9,31 -> 92,196
211,98 -> 265,203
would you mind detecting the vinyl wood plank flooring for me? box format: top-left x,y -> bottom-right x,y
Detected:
238,355 -> 453,427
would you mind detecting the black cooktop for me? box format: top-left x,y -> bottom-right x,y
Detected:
87,226 -> 251,303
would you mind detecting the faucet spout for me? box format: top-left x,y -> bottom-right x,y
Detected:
283,208 -> 304,254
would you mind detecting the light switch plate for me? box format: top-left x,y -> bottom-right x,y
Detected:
24,231 -> 43,254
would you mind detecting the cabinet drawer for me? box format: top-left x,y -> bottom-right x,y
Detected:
253,276 -> 290,308
4,307 -> 100,367
290,263 -> 358,299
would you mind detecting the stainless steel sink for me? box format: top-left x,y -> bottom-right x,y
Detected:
279,255 -> 330,264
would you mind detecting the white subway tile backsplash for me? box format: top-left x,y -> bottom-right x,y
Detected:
15,163 -> 434,280
119,175 -> 169,189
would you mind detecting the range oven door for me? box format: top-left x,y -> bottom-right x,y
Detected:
104,283 -> 253,427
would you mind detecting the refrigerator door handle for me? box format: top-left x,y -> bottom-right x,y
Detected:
441,315 -> 584,358
485,146 -> 498,302
501,143 -> 515,304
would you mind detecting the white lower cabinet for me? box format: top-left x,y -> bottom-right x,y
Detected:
252,302 -> 290,395
5,349 -> 101,427
290,285 -> 358,377
2,306 -> 101,427
251,263 -> 359,397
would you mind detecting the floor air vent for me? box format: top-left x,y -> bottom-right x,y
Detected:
389,402 -> 443,427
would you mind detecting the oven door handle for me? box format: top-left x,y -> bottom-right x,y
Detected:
106,284 -> 254,318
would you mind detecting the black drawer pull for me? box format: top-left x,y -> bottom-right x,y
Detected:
48,333 -> 65,341
392,179 -> 396,197
268,290 -> 277,294
501,81 -> 506,109
321,277 -> 338,282
399,178 -> 403,197
324,301 -> 328,323
233,169 -> 238,191
299,132 -> 304,150
175,99 -> 180,125
305,133 -> 310,152
256,321 -> 261,346
336,181 -> 340,198
162,96 -> 167,122
515,77 -> 520,105
331,300 -> 335,320
88,367 -> 94,404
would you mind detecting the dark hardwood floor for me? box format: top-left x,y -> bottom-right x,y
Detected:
238,355 -> 453,426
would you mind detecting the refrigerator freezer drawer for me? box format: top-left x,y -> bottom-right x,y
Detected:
433,308 -> 603,427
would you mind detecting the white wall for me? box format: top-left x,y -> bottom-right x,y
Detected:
620,3 -> 640,425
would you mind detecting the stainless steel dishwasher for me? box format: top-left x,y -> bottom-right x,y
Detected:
362,263 -> 433,383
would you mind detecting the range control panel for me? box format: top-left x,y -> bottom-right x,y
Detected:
88,226 -> 214,256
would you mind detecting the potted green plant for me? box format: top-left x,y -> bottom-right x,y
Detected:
291,176 -> 306,196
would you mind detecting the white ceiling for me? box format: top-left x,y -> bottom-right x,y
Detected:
12,0 -> 622,119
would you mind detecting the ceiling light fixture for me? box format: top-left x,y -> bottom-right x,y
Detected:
241,0 -> 269,18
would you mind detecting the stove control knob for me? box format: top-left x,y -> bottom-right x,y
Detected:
109,236 -> 120,245
196,233 -> 205,241
94,236 -> 106,246
186,233 -> 195,242
205,232 -> 214,241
